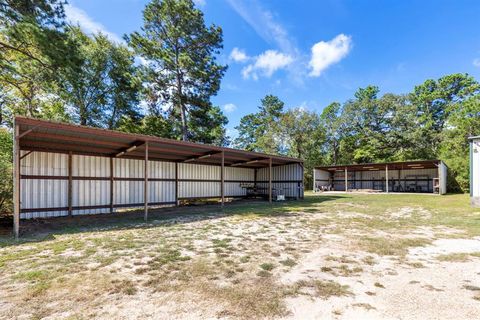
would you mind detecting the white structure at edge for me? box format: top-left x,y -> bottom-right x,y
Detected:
470,136 -> 480,207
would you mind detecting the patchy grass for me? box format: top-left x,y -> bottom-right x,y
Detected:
295,279 -> 352,299
0,193 -> 479,318
259,262 -> 275,271
437,253 -> 471,262
359,237 -> 432,257
279,258 -> 297,267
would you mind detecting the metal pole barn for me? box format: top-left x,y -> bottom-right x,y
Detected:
12,117 -> 305,237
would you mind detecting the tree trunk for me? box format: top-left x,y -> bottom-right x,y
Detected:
175,44 -> 188,141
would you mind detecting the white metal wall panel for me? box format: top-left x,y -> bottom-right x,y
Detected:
179,182 -> 220,198
330,167 -> 439,192
257,182 -> 301,198
471,139 -> 480,206
179,163 -> 220,180
314,169 -> 330,190
115,158 -> 144,178
257,163 -> 303,181
72,180 -> 110,212
225,167 -> 254,181
114,181 -> 144,205
72,155 -> 110,177
150,161 -> 175,179
20,150 -> 303,219
149,181 -> 175,203
225,182 -> 247,196
20,179 -> 68,219
21,151 -> 67,176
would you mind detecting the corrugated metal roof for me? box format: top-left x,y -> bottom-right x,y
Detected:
15,116 -> 302,168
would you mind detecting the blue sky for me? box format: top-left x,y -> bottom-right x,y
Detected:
65,0 -> 480,138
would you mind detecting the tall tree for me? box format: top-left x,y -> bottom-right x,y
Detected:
234,95 -> 284,153
127,0 -> 227,142
320,102 -> 342,165
60,27 -> 141,129
440,94 -> 480,191
0,0 -> 69,125
280,107 -> 325,187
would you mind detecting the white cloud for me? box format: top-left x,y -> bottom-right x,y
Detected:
474,58 -> 480,67
64,4 -> 123,43
223,103 -> 237,113
242,50 -> 293,80
309,34 -> 352,77
193,0 -> 206,6
229,47 -> 249,62
226,0 -> 297,55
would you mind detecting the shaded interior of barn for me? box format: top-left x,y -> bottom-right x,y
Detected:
314,160 -> 447,194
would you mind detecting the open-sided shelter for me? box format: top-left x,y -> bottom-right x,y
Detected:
12,117 -> 304,238
314,160 -> 447,195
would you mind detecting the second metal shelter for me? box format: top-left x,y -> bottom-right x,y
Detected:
314,160 -> 447,194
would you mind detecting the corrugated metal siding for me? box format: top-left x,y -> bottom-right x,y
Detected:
257,163 -> 302,181
256,182 -> 302,198
314,169 -> 330,190
73,155 -> 110,177
114,181 -> 143,206
179,163 -> 220,180
21,151 -> 67,176
225,182 -> 247,197
21,179 -> 68,219
256,163 -> 303,198
226,167 -> 254,181
179,181 -> 220,198
150,161 -> 175,179
20,151 -> 68,218
149,181 -> 175,203
115,158 -> 144,178
19,151 -> 302,219
330,167 -> 439,192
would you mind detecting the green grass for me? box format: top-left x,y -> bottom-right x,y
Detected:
1,192 -> 479,318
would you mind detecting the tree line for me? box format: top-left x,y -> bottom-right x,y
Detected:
233,74 -> 480,191
0,0 -> 479,213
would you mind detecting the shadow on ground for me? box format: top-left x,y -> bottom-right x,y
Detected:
0,195 -> 346,247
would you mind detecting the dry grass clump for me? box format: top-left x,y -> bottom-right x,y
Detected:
359,237 -> 431,256
294,279 -> 352,299
437,253 -> 470,262
198,279 -> 289,318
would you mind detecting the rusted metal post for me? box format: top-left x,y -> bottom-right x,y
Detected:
110,157 -> 114,213
144,141 -> 149,222
175,162 -> 179,206
345,167 -> 348,192
68,151 -> 73,216
385,165 -> 389,193
221,151 -> 225,208
13,123 -> 20,239
269,158 -> 272,204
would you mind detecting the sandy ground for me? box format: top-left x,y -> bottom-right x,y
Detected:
1,198 -> 480,319
281,234 -> 480,320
